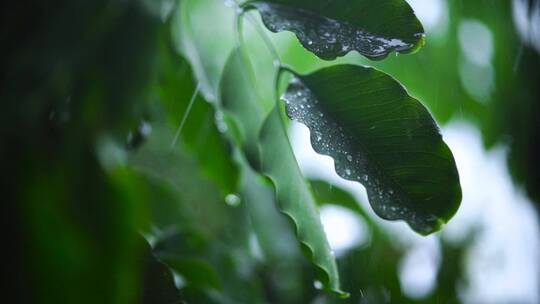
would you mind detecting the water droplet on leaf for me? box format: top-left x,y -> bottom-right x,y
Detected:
225,194 -> 241,207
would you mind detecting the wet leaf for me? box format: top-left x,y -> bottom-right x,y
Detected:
245,0 -> 425,60
282,65 -> 461,234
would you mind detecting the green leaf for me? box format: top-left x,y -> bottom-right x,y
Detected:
138,237 -> 182,304
175,0 -> 236,100
309,179 -> 372,223
219,49 -> 275,166
259,107 -> 347,297
153,24 -> 239,195
244,0 -> 425,60
159,256 -> 221,289
220,48 -> 347,297
281,65 -> 461,235
239,161 -> 306,303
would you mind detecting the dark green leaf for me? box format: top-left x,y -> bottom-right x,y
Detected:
282,65 -> 461,235
138,237 -> 182,304
159,256 -> 221,289
153,25 -> 239,195
245,0 -> 425,60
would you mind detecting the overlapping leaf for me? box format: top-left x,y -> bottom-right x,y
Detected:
281,65 -> 461,234
220,48 -> 347,297
244,0 -> 425,60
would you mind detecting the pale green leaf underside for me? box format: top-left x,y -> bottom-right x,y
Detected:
246,0 -> 425,60
259,107 -> 346,297
220,48 -> 347,297
282,65 -> 461,235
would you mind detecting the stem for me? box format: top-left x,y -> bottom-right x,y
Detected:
244,13 -> 281,67
234,8 -> 269,106
181,0 -> 213,101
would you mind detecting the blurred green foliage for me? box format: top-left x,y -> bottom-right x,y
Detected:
2,0 -> 538,303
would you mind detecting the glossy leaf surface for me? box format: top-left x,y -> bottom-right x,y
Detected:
245,0 -> 424,60
282,65 -> 461,234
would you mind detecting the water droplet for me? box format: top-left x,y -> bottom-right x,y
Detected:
307,40 -> 313,45
216,121 -> 228,133
346,155 -> 353,162
139,120 -> 152,137
225,194 -> 241,207
345,169 -> 351,175
215,110 -> 228,133
361,175 -> 368,181
313,280 -> 323,290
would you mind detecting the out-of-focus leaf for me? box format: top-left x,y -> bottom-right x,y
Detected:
219,49 -> 275,166
1,1 -> 168,303
282,65 -> 461,234
160,257 -> 221,289
240,161 -> 307,303
310,180 -> 371,221
240,162 -> 300,262
174,0 -> 236,100
244,0 -> 425,60
138,237 -> 182,304
151,16 -> 239,195
129,125 -> 267,303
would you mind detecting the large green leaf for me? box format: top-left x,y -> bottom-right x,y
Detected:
281,65 -> 461,235
220,48 -> 346,297
259,107 -> 346,297
244,0 -> 425,60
